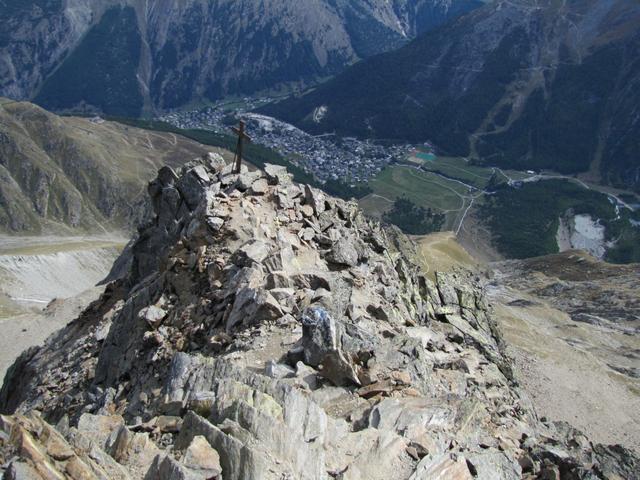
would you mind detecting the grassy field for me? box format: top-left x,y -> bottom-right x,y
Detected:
362,165 -> 471,230
370,166 -> 467,208
363,155 -> 552,234
418,156 -> 492,189
358,194 -> 394,218
413,232 -> 480,280
362,153 -> 640,263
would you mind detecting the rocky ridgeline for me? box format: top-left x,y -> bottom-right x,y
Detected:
0,155 -> 637,479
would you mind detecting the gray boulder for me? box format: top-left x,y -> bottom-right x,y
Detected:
264,164 -> 292,185
301,307 -> 366,386
203,152 -> 226,173
304,184 -> 326,215
235,171 -> 263,192
233,240 -> 270,266
177,166 -> 211,210
265,360 -> 296,379
327,238 -> 359,267
183,435 -> 222,478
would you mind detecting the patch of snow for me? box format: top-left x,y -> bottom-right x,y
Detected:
556,214 -> 608,259
312,105 -> 328,123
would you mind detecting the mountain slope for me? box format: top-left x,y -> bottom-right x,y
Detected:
0,98 -> 217,233
489,250 -> 640,452
263,0 -> 640,192
0,0 -> 482,115
1,159 -> 638,478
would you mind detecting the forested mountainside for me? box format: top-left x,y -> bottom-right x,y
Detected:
263,0 -> 640,192
0,0 -> 481,115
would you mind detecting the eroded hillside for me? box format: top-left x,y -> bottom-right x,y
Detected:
490,251 -> 640,454
0,99 -> 223,233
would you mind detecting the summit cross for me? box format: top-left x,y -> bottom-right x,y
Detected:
231,120 -> 252,174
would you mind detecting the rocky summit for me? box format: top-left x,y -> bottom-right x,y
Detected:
0,155 -> 638,479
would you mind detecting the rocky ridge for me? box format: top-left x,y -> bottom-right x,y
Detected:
1,156 -> 638,479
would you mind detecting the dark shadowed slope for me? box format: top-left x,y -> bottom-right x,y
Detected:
0,0 -> 482,114
263,0 -> 640,192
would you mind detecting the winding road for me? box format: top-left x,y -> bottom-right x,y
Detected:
397,161 -> 635,240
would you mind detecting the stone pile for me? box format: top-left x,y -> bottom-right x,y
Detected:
1,154 -> 637,479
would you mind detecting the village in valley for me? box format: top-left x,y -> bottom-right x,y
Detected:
157,104 -> 414,184
156,102 -> 640,265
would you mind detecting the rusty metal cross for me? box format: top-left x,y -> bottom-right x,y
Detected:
231,120 -> 252,174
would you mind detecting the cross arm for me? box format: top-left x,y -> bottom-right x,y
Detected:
231,126 -> 253,142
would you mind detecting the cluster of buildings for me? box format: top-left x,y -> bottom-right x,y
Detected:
158,105 -> 412,184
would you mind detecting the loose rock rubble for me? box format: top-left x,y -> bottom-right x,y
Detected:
1,155 -> 638,479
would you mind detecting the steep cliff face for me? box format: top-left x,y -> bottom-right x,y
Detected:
0,99 -> 216,233
1,158 -> 637,479
0,0 -> 482,114
0,0 -> 95,101
264,0 -> 640,192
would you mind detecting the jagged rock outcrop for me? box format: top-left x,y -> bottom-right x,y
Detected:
1,156 -> 638,479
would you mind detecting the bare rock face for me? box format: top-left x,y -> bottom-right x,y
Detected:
1,160 -> 638,479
